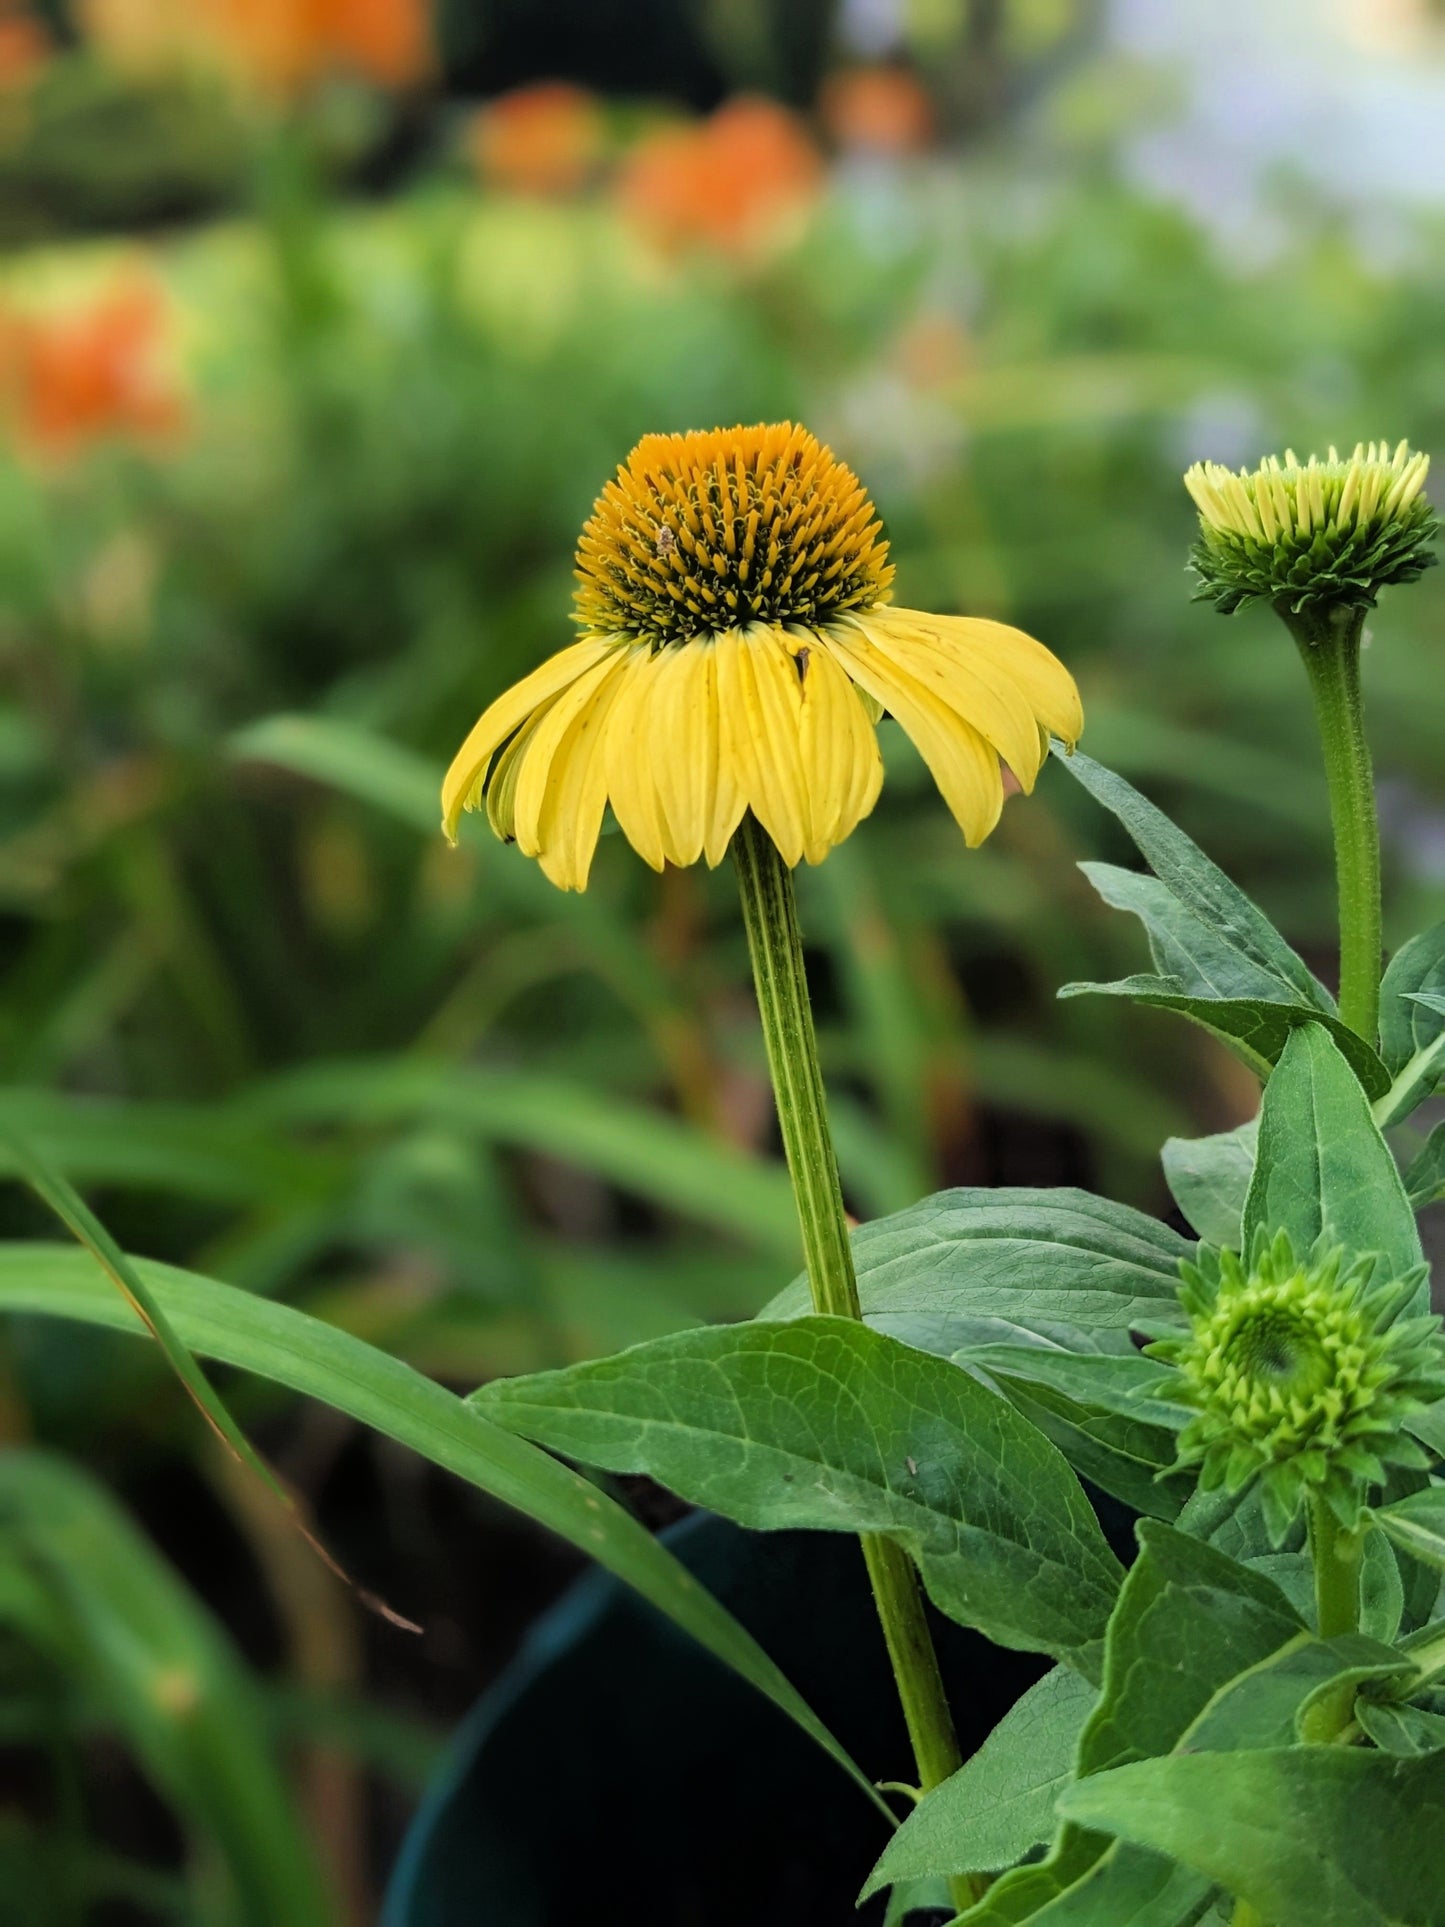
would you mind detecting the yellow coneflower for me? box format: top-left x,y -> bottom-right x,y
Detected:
1184,439 -> 1436,615
442,422 -> 1082,890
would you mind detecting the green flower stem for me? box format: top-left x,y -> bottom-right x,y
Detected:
732,815 -> 975,1901
1280,605 -> 1381,1044
1308,1493 -> 1363,1641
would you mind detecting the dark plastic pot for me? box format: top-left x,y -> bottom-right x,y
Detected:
384,1513 -> 1048,1927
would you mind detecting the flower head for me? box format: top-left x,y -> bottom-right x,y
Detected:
616,98 -> 822,262
1184,440 -> 1437,616
1150,1230 -> 1445,1543
442,422 -> 1081,889
470,83 -> 605,198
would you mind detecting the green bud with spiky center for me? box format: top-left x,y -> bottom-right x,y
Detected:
1149,1229 -> 1445,1546
1184,439 -> 1437,617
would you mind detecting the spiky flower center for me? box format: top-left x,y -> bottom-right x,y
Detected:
572,422 -> 895,644
1183,439 -> 1436,615
1192,1273 -> 1375,1453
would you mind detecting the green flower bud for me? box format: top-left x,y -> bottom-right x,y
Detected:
1149,1230 -> 1445,1545
1184,440 -> 1437,617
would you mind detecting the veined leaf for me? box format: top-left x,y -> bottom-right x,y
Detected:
1076,862 -> 1294,1002
1380,922 -> 1445,1074
1178,1631 -> 1407,1752
475,1318 -> 1124,1678
1059,976 -> 1390,1097
1356,1700 -> 1445,1755
1059,1746 -> 1445,1927
1374,1488 -> 1445,1571
762,1188 -> 1191,1351
1050,747 -> 1332,1011
0,1245 -> 883,1816
1243,1023 -> 1424,1297
1160,1119 -> 1256,1248
1405,1121 -> 1445,1209
861,1666 -> 1097,1895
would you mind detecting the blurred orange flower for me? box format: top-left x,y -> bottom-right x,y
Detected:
0,4 -> 51,91
2,274 -> 188,461
470,82 -> 605,197
81,0 -> 432,96
617,96 -> 823,260
819,65 -> 934,155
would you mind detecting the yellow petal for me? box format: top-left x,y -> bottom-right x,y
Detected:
715,625 -> 809,868
513,652 -> 632,860
603,646 -> 670,873
898,611 -> 1083,749
649,640 -> 716,868
486,705 -> 551,842
531,654 -> 635,891
441,634 -> 622,841
858,607 -> 1046,790
795,628 -> 883,860
825,621 -> 1003,846
700,644 -> 747,867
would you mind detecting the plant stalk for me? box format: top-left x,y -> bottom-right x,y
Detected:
1280,605 -> 1381,1044
1308,1493 -> 1363,1641
732,815 -> 975,1905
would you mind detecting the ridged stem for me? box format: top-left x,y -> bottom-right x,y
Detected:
1280,605 -> 1381,1044
732,815 -> 975,1906
1308,1493 -> 1363,1642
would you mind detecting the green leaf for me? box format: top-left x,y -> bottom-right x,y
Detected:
228,713 -> 443,834
1059,977 -> 1390,1098
1078,1520 -> 1303,1779
0,1450 -> 329,1927
0,1245 -> 882,1816
1050,747 -> 1332,1011
959,1522 -> 1302,1922
249,1058 -> 800,1257
1180,1632 -> 1407,1751
1374,1488 -> 1445,1571
1374,994 -> 1445,1128
1160,1120 -> 1256,1248
1356,1700 -> 1445,1755
1405,1123 -> 1445,1209
957,1842 -> 1214,1926
862,1667 -> 1098,1895
1243,1023 -> 1424,1294
1380,921 -> 1445,1074
1075,863 -> 1291,998
475,1319 -> 1124,1678
1058,1746 -> 1445,1927
959,1348 -> 1190,1520
762,1189 -> 1191,1350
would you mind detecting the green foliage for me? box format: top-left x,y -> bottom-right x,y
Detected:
0,1450 -> 328,1925
1059,1747 -> 1445,1927
0,1242 -> 881,1813
861,1667 -> 1097,1894
475,1317 -> 1124,1676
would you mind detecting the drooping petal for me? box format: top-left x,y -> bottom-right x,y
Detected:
793,627 -> 883,858
699,645 -> 747,867
714,625 -> 810,867
486,706 -> 551,842
530,655 -> 635,891
902,610 -> 1083,749
650,637 -> 720,868
513,652 -> 632,861
824,618 -> 1003,845
441,634 -> 623,840
603,645 -> 672,873
859,606 -> 1047,790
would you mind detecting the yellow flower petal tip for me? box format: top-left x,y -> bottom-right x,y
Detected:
441,423 -> 1081,888
1184,439 -> 1437,616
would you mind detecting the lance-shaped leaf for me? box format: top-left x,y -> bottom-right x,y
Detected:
762,1188 -> 1191,1353
1161,1118 -> 1257,1249
1050,747 -> 1333,1010
1060,976 -> 1389,1097
1059,1746 -> 1445,1927
1373,1487 -> 1445,1571
1356,1700 -> 1445,1755
1380,921 -> 1445,1072
0,1244 -> 883,1815
476,1319 -> 1124,1678
861,1667 -> 1097,1895
1405,1121 -> 1445,1209
1244,1022 -> 1424,1299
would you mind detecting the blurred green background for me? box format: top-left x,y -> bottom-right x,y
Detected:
2,0 -> 1443,1918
